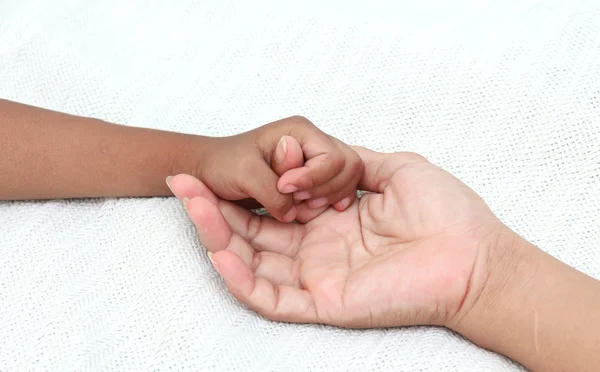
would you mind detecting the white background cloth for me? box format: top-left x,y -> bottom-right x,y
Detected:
1,0 -> 599,371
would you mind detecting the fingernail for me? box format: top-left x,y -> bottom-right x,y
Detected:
275,136 -> 287,163
281,136 -> 288,153
207,251 -> 219,272
282,206 -> 297,222
182,197 -> 189,207
310,197 -> 328,208
165,176 -> 174,193
338,197 -> 351,210
294,191 -> 310,200
281,184 -> 298,193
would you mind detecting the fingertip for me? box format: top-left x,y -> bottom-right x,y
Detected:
333,195 -> 353,211
207,251 -> 219,271
307,197 -> 328,209
278,167 -> 312,191
294,202 -> 329,223
281,205 -> 297,222
215,250 -> 256,296
279,183 -> 298,194
186,197 -> 232,251
293,191 -> 311,200
261,193 -> 296,222
244,162 -> 295,222
166,175 -> 174,193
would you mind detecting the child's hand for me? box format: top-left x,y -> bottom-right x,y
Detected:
182,116 -> 363,222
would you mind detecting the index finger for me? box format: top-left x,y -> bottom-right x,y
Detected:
240,159 -> 297,222
275,117 -> 346,192
276,151 -> 344,192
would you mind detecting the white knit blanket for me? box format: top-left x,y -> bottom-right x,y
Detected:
1,0 -> 599,371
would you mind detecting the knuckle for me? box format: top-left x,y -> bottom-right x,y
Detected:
250,252 -> 262,272
287,115 -> 313,127
331,153 -> 345,172
311,182 -> 334,198
246,214 -> 262,244
316,152 -> 343,177
349,154 -> 364,173
302,176 -> 316,189
308,171 -> 323,188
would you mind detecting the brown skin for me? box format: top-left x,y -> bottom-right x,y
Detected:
457,230 -> 600,372
0,98 -> 363,222
169,141 -> 600,372
194,116 -> 364,220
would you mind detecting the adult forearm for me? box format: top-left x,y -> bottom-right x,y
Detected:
0,99 -> 202,200
458,230 -> 600,371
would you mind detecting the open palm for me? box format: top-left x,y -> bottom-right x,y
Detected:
169,146 -> 502,329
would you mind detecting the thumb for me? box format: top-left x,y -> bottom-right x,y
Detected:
271,135 -> 304,178
350,146 -> 428,193
166,173 -> 218,204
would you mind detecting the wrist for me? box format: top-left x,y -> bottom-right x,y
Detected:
452,226 -> 600,371
451,226 -> 540,362
96,121 -> 211,198
170,134 -> 219,182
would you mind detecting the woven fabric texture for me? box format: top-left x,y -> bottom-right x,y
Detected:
1,0 -> 599,371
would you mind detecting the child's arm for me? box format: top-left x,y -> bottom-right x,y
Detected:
0,99 -> 198,200
0,98 -> 363,222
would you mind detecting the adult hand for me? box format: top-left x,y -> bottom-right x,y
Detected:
169,141 -> 600,372
168,145 -> 502,328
